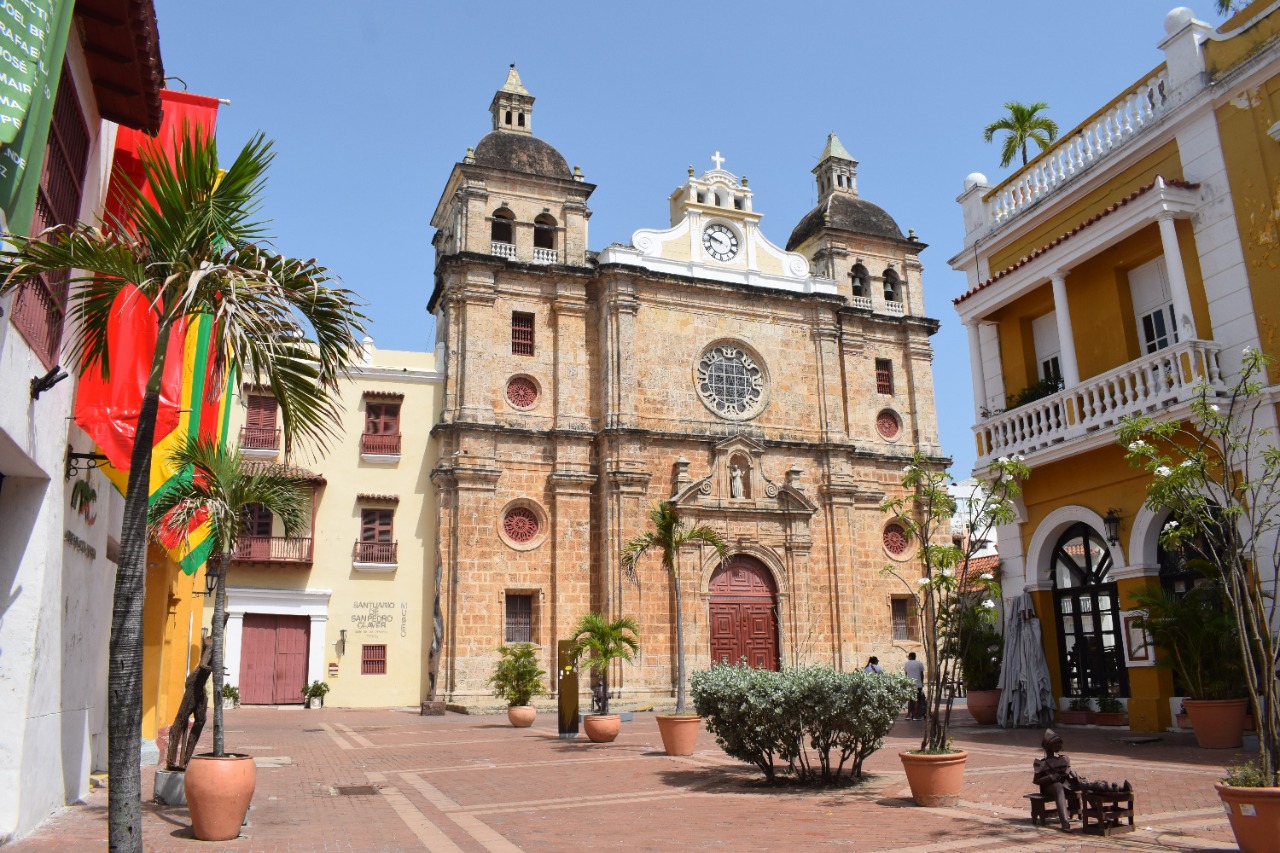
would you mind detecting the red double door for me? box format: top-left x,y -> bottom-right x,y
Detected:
708,556 -> 779,670
239,614 -> 310,705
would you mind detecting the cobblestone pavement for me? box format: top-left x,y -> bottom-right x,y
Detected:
9,707 -> 1247,852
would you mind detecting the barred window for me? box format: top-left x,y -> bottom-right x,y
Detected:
10,63 -> 89,368
505,594 -> 533,643
875,359 -> 894,395
891,596 -> 920,642
361,644 -> 387,675
511,311 -> 535,356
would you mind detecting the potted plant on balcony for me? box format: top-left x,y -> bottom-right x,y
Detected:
882,452 -> 1029,806
570,613 -> 640,743
150,436 -> 311,841
1127,582 -> 1246,748
1120,348 -> 1280,852
303,680 -> 330,709
488,643 -> 547,727
1059,698 -> 1094,725
622,501 -> 726,755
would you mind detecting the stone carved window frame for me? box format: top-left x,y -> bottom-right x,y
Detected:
692,338 -> 771,422
497,498 -> 549,552
882,521 -> 916,561
876,408 -> 903,442
505,374 -> 542,411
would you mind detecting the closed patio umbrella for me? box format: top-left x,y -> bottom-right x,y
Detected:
998,592 -> 1056,727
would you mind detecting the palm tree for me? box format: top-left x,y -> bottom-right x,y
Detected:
0,130 -> 364,851
149,436 -> 311,756
570,612 -> 641,716
983,101 -> 1060,168
622,501 -> 726,714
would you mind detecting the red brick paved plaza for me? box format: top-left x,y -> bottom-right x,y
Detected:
11,707 -> 1245,852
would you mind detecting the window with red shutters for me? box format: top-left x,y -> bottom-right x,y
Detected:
511,311 -> 534,356
10,63 -> 89,368
361,644 -> 387,675
365,402 -> 400,435
361,508 -> 393,543
244,504 -> 273,537
875,359 -> 894,395
241,394 -> 279,450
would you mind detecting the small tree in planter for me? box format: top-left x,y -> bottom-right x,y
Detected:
1118,347 -> 1280,849
302,681 -> 330,709
488,643 -> 547,727
623,500 -> 726,754
881,452 -> 1029,805
951,584 -> 1004,725
569,612 -> 640,743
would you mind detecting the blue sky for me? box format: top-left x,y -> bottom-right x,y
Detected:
152,0 -> 1210,475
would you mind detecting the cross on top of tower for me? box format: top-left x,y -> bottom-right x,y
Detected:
710,151 -> 725,170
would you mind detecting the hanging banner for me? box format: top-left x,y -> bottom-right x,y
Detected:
0,0 -> 72,234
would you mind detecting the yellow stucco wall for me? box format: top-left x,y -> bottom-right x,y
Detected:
142,544 -> 204,741
1214,71 -> 1280,380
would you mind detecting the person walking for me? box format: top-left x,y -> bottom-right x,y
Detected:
904,652 -> 925,720
863,656 -> 882,674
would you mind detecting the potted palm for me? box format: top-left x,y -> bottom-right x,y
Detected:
221,684 -> 240,711
570,613 -> 640,743
303,681 -> 330,710
882,452 -> 1029,806
952,585 -> 1004,725
150,436 -> 311,841
0,128 -> 364,850
622,501 -> 726,755
1120,348 -> 1280,852
488,643 -> 547,727
1128,582 -> 1246,747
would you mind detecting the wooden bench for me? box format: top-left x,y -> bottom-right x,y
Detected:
1081,790 -> 1135,836
1024,791 -> 1079,826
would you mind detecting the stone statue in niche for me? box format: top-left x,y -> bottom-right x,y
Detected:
730,464 -> 744,499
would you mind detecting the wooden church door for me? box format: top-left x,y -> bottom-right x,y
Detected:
708,556 -> 779,670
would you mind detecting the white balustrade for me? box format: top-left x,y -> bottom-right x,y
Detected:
973,339 -> 1223,465
532,247 -> 558,264
982,69 -> 1169,228
884,300 -> 905,316
491,241 -> 517,259
851,295 -> 873,310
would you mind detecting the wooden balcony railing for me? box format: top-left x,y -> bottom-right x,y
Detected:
353,540 -> 398,564
232,536 -> 313,564
360,433 -> 402,456
239,426 -> 280,451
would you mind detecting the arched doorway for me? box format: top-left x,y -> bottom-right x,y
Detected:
1051,523 -> 1128,698
708,555 -> 779,670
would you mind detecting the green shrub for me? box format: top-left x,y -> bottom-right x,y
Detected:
1222,760 -> 1271,788
1096,696 -> 1123,714
488,643 -> 547,707
691,663 -> 916,784
1068,697 -> 1092,712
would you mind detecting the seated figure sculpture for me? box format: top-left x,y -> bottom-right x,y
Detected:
1032,729 -> 1131,830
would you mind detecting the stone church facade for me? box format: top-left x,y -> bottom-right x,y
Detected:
428,67 -> 945,705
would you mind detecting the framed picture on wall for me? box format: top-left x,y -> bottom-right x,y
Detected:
1121,610 -> 1154,666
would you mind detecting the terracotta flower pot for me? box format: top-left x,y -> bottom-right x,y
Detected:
1215,783 -> 1280,853
1175,712 -> 1191,730
185,753 -> 256,841
899,750 -> 968,807
1058,710 -> 1093,725
582,714 -> 621,743
507,705 -> 537,727
965,689 -> 1000,725
1184,698 -> 1248,749
1092,712 -> 1128,727
655,715 -> 701,755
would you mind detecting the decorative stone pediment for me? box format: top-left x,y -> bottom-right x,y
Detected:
671,435 -> 816,515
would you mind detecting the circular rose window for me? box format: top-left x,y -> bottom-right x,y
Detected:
883,523 -> 910,556
695,342 -> 768,420
876,409 -> 901,439
503,507 -> 540,543
506,376 -> 538,409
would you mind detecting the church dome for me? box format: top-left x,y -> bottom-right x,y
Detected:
786,194 -> 904,251
473,131 -> 572,180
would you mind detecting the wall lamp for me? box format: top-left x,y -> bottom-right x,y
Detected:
1103,508 -> 1123,546
31,365 -> 69,399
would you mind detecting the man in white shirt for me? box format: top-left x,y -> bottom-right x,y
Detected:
904,652 -> 925,720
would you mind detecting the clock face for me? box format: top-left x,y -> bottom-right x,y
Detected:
702,223 -> 739,262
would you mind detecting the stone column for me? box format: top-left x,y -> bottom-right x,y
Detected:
552,290 -> 590,432
549,468 -> 596,695
454,270 -> 498,425
966,322 -> 987,420
1157,213 -> 1199,340
812,323 -> 846,443
1050,272 -> 1081,388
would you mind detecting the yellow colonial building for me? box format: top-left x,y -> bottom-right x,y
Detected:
211,340 -> 442,708
950,3 -> 1280,731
